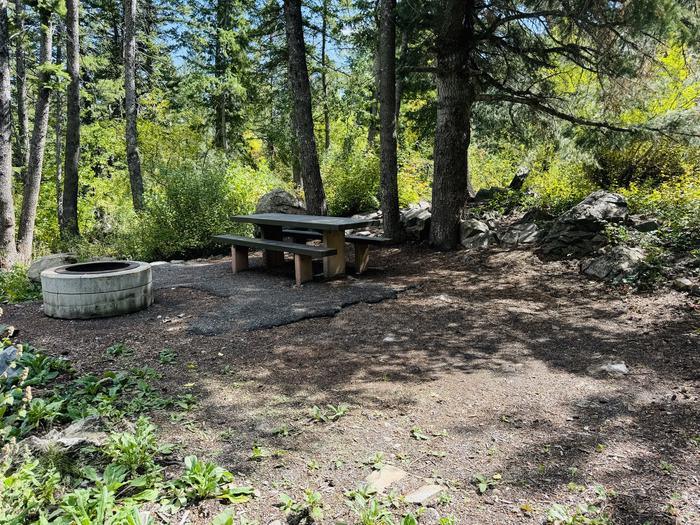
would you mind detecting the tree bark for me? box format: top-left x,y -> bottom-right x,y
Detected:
379,0 -> 400,240
214,0 -> 230,150
283,0 -> 326,214
394,29 -> 408,138
124,0 -> 144,210
0,0 -> 16,268
17,12 -> 53,263
321,0 -> 330,151
13,0 -> 28,178
62,0 -> 80,237
429,0 -> 474,250
366,46 -> 380,148
55,23 -> 64,228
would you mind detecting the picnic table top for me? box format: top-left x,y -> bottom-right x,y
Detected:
231,213 -> 377,231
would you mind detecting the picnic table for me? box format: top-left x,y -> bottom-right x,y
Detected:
229,213 -> 378,278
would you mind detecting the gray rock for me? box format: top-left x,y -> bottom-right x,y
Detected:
22,416 -> 107,453
0,346 -> 22,381
673,277 -> 700,296
460,219 -> 493,249
509,166 -> 530,191
499,223 -> 541,245
587,362 -> 629,377
581,246 -> 645,281
28,253 -> 77,282
405,484 -> 444,505
365,464 -> 407,492
542,191 -> 629,256
255,189 -> 305,215
628,214 -> 660,232
401,202 -> 431,241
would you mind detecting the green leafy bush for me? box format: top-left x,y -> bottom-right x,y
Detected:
0,266 -> 41,303
324,149 -> 380,216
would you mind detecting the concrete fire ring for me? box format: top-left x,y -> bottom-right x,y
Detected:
41,261 -> 153,319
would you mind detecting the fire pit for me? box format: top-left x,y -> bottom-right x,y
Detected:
41,261 -> 153,319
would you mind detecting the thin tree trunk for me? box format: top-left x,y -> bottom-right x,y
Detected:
62,0 -> 80,237
124,0 -> 144,210
394,30 -> 408,138
214,0 -> 230,150
14,0 -> 28,178
283,0 -> 326,214
321,0 -> 330,151
55,23 -> 64,227
366,46 -> 380,148
0,0 -> 16,268
17,12 -> 53,263
429,0 -> 474,250
379,0 -> 400,239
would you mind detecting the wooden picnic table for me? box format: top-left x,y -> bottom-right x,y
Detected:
231,213 -> 376,277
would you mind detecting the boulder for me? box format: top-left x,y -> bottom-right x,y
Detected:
499,223 -> 541,246
542,191 -> 628,256
28,253 -> 77,282
401,202 -> 431,241
460,219 -> 493,249
580,245 -> 645,281
509,166 -> 530,191
0,346 -> 22,382
255,189 -> 305,215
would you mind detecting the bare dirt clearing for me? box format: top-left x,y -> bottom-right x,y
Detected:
4,246 -> 699,524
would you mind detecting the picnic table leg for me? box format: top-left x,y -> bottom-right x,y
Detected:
354,243 -> 370,274
323,230 -> 346,278
231,246 -> 249,273
261,225 -> 285,268
294,254 -> 313,285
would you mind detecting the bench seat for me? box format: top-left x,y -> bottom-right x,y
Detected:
213,234 -> 337,285
281,229 -> 391,273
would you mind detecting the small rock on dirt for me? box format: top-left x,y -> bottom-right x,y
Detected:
28,253 -> 77,282
587,362 -> 629,377
460,219 -> 493,249
499,223 -> 541,246
580,246 -> 645,281
365,465 -> 407,492
405,484 -> 444,505
673,277 -> 700,296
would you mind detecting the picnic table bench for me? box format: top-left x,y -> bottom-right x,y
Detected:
214,213 -> 388,285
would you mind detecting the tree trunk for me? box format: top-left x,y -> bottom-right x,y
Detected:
366,47 -> 380,148
55,23 -> 64,228
379,0 -> 400,240
13,0 -> 28,178
124,0 -> 144,210
17,12 -> 53,263
62,0 -> 80,238
283,0 -> 326,215
395,30 -> 408,138
214,0 -> 230,150
321,0 -> 330,151
429,0 -> 474,250
0,0 -> 16,268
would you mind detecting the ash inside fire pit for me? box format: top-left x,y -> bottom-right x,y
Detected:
56,261 -> 139,274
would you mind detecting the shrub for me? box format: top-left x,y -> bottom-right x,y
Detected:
324,150 -> 380,216
0,266 -> 41,303
130,158 -> 280,260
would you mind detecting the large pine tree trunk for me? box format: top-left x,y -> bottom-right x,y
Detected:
366,47 -> 380,148
13,0 -> 28,178
17,13 -> 53,263
429,0 -> 474,250
124,0 -> 144,210
378,0 -> 400,240
62,0 -> 80,238
0,0 -> 16,268
283,0 -> 326,215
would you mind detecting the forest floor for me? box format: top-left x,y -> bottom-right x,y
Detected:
4,245 -> 699,524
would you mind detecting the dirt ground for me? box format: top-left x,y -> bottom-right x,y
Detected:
4,245 -> 699,524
